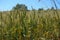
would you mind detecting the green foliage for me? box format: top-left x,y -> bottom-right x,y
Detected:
12,4 -> 28,11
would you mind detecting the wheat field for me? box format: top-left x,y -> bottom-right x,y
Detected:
0,10 -> 60,40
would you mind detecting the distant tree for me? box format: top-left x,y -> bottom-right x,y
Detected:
38,8 -> 43,11
51,7 -> 54,10
38,8 -> 43,13
12,4 -> 28,11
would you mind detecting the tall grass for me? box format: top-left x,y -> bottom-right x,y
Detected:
0,10 -> 60,40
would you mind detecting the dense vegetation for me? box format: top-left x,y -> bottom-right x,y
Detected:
0,9 -> 60,40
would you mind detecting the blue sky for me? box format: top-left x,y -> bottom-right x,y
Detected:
0,0 -> 60,11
